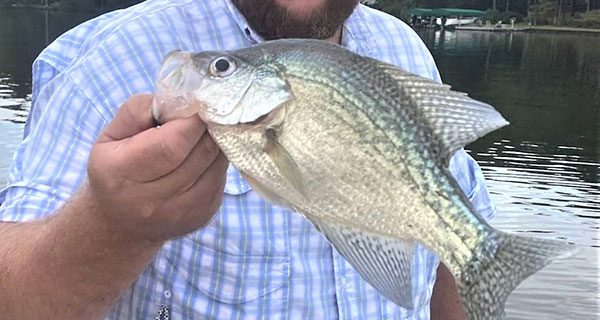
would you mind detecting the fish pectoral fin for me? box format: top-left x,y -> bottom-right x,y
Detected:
264,127 -> 307,197
377,63 -> 509,164
309,216 -> 415,309
239,171 -> 293,208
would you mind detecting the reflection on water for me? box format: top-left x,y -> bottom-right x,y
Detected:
0,76 -> 28,180
0,7 -> 96,97
421,30 -> 600,161
469,139 -> 599,319
0,76 -> 30,123
0,8 -> 598,318
418,29 -> 599,319
0,120 -> 23,181
0,7 -> 95,180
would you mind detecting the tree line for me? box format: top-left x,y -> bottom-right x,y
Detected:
0,0 -> 142,12
1,0 -> 598,28
369,0 -> 599,27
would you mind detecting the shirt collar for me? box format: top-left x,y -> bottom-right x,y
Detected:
341,4 -> 376,56
223,0 -> 264,44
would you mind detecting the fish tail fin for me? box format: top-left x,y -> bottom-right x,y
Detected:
458,231 -> 576,320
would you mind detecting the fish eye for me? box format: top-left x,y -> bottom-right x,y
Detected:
209,56 -> 237,77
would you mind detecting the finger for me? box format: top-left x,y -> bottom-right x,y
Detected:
98,94 -> 156,143
116,116 -> 208,181
170,151 -> 228,219
149,130 -> 222,195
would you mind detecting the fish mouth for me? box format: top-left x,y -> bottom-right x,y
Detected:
152,90 -> 201,125
246,102 -> 288,128
151,99 -> 162,125
153,52 -> 201,125
208,102 -> 286,131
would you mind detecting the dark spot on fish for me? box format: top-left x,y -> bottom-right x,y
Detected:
265,127 -> 278,141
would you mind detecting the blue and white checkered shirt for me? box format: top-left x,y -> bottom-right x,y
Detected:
0,1 -> 495,319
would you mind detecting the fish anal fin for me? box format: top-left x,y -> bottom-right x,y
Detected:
310,216 -> 415,310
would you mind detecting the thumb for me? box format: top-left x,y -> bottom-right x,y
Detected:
98,94 -> 156,143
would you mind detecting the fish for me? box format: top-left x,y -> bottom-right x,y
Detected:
151,39 -> 576,319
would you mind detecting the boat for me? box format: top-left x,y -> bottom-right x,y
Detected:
409,8 -> 485,28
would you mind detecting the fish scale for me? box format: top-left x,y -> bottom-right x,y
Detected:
153,38 -> 577,319
208,67 -> 483,305
282,62 -> 481,269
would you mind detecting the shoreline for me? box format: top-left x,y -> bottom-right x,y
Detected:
452,25 -> 600,34
523,25 -> 600,34
1,4 -> 55,10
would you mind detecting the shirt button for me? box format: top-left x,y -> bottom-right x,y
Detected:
341,277 -> 353,290
163,290 -> 172,299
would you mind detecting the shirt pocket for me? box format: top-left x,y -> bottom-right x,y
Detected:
164,243 -> 291,319
197,249 -> 290,304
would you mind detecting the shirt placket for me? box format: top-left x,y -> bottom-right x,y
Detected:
152,246 -> 177,320
332,249 -> 357,320
157,286 -> 174,319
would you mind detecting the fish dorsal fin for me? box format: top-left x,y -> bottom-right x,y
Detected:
380,64 -> 509,163
309,216 -> 415,309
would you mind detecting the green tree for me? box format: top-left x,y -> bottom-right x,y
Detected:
369,0 -> 417,19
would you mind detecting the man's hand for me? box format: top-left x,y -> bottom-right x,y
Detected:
88,94 -> 228,243
0,94 -> 228,319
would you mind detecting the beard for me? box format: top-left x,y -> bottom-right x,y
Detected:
232,0 -> 359,40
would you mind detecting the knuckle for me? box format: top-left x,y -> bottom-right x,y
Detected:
129,93 -> 154,108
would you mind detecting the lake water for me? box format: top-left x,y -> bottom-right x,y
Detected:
0,7 -> 599,319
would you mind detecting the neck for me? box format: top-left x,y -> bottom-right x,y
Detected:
325,27 -> 343,45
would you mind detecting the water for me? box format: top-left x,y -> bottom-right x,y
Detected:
0,7 -> 599,319
0,7 -> 96,179
418,29 -> 600,319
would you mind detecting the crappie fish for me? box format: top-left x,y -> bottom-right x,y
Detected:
152,39 -> 575,319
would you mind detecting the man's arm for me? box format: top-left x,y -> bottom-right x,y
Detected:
0,94 -> 228,319
430,263 -> 466,320
0,198 -> 161,320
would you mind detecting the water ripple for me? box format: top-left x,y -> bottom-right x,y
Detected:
0,76 -> 30,124
469,138 -> 599,320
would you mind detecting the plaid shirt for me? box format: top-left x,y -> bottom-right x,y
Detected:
0,1 -> 495,319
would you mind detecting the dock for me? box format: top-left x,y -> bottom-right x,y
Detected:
455,25 -> 527,32
455,25 -> 600,34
